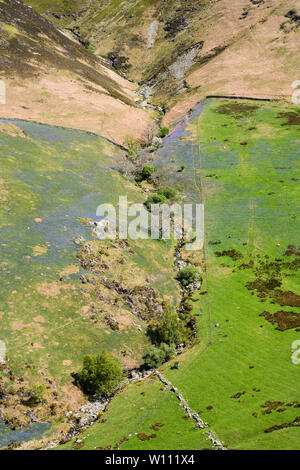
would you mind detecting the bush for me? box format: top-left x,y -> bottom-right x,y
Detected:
152,136 -> 162,150
22,384 -> 46,407
159,127 -> 170,138
124,134 -> 141,154
87,44 -> 96,53
148,306 -> 189,346
144,193 -> 167,210
143,343 -> 176,368
176,265 -> 201,287
157,186 -> 177,200
137,164 -> 155,182
75,350 -> 123,396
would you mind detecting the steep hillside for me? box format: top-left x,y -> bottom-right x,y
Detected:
0,0 -> 154,146
25,0 -> 300,126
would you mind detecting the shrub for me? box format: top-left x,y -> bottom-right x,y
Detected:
22,384 -> 46,407
137,164 -> 155,181
159,127 -> 170,138
75,350 -> 123,396
148,306 -> 189,346
124,134 -> 141,154
152,136 -> 162,150
177,265 -> 201,287
143,343 -> 176,368
157,186 -> 177,200
145,193 -> 167,210
87,44 -> 96,53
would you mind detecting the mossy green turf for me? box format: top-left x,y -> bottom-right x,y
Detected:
0,121 -> 177,394
160,99 -> 300,450
60,99 -> 300,450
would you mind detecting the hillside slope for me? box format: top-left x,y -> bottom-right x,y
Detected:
25,0 -> 300,126
0,0 -> 153,146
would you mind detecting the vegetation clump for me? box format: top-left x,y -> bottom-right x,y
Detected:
143,343 -> 176,368
159,127 -> 170,138
74,350 -> 123,396
157,186 -> 177,199
215,249 -> 243,261
177,265 -> 201,287
136,164 -> 155,182
21,384 -> 46,407
144,186 -> 178,211
148,305 -> 191,346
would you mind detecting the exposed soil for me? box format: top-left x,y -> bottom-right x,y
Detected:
259,310 -> 300,331
277,110 -> 300,127
231,391 -> 246,399
285,245 -> 300,257
215,102 -> 259,119
264,416 -> 300,434
261,400 -> 285,415
137,432 -> 157,441
273,290 -> 300,307
215,249 -> 243,261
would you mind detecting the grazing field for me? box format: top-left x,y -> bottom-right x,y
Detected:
58,375 -> 213,451
60,98 -> 300,450
0,120 -> 178,436
159,98 -> 300,450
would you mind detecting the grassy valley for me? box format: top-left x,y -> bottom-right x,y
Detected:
0,0 -> 299,452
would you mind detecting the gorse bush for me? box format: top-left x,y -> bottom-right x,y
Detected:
157,186 -> 177,200
136,164 -> 155,182
144,192 -> 167,210
143,343 -> 176,368
75,350 -> 123,396
145,185 -> 178,211
22,384 -> 46,407
159,127 -> 170,138
148,305 -> 190,346
177,265 -> 201,287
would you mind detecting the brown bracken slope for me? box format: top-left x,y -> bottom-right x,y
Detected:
0,0 -> 154,146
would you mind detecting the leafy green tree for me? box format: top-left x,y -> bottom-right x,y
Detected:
75,350 -> 123,396
137,164 -> 155,182
148,306 -> 189,346
159,127 -> 170,138
145,192 -> 167,210
158,186 -> 177,200
143,343 -> 176,368
177,265 -> 201,287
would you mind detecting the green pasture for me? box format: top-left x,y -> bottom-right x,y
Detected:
62,99 -> 300,450
0,121 -> 177,398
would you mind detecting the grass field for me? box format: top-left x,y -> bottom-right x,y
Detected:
0,120 -> 178,436
158,99 -> 300,450
57,98 -> 300,450
58,375 -> 213,451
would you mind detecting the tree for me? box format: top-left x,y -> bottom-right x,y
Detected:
177,265 -> 201,287
75,350 -> 123,396
137,164 -> 155,182
143,343 -> 176,368
157,186 -> 177,200
144,192 -> 167,210
159,127 -> 170,138
148,306 -> 189,346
